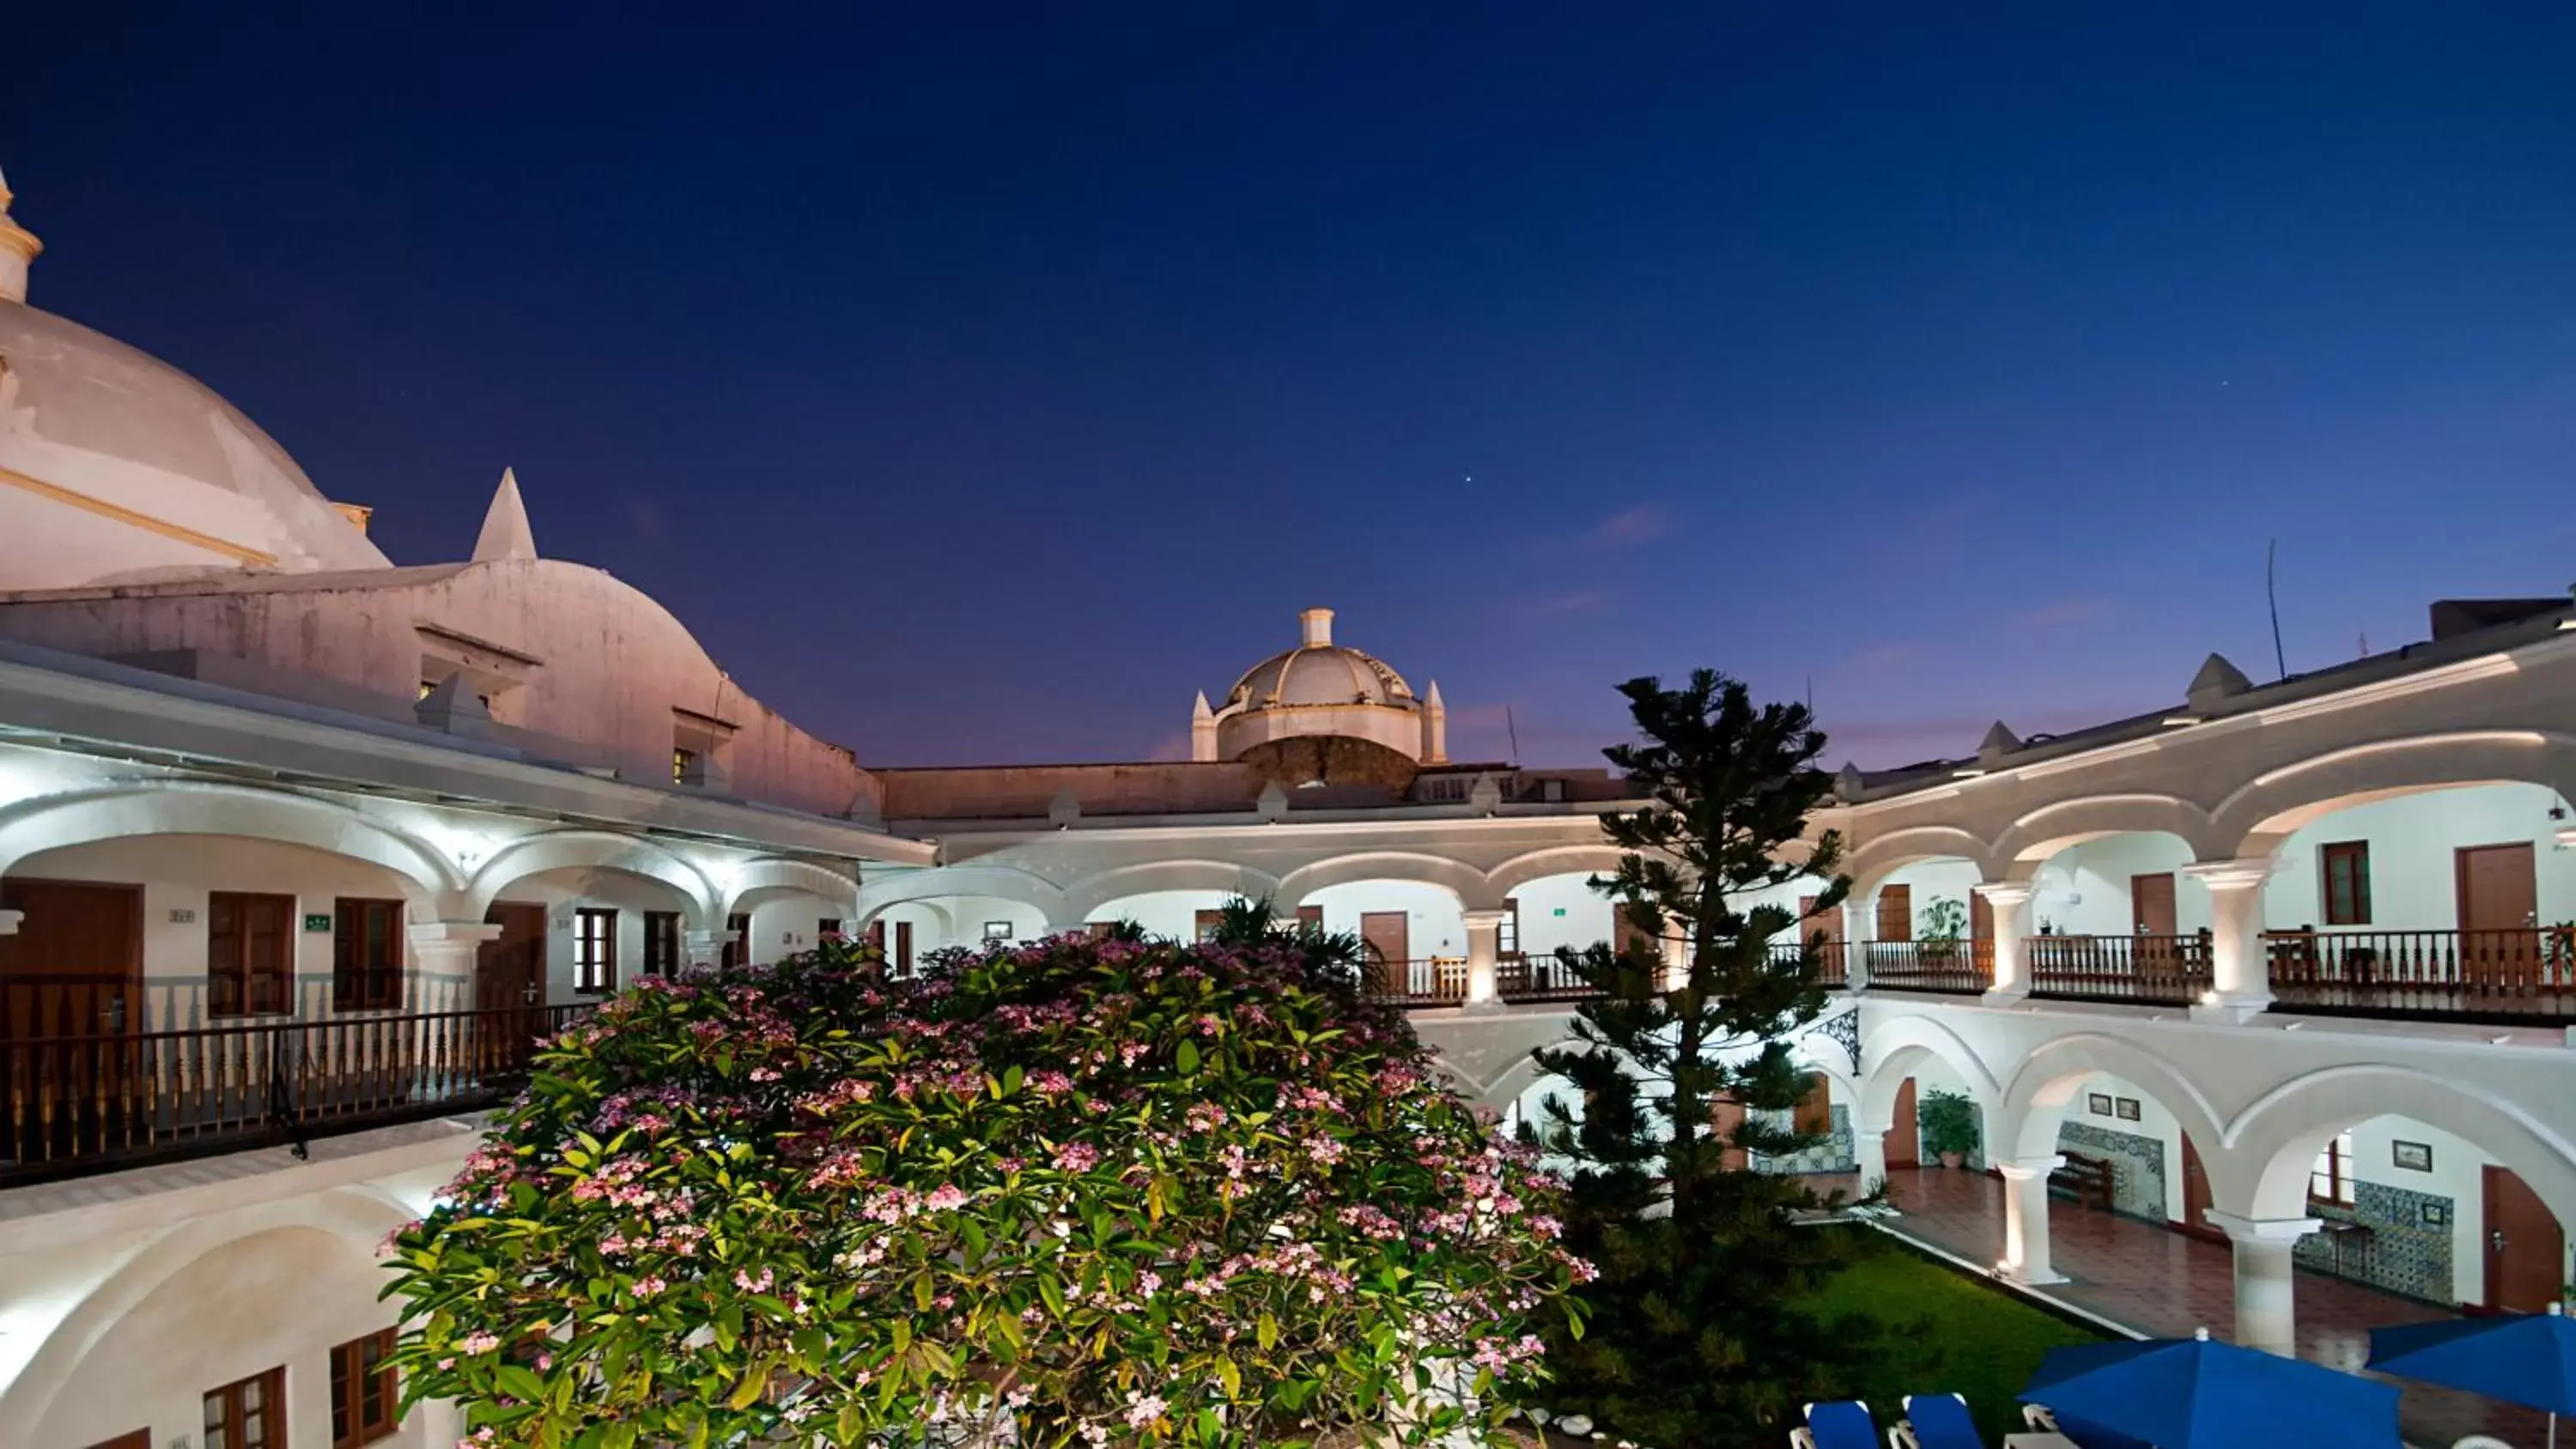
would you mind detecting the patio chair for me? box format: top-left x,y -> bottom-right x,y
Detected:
2021,1403 -> 2154,1449
1891,1392 -> 1980,1449
1789,1399 -> 1877,1449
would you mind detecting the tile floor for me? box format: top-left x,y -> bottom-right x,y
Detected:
1820,1167 -> 2551,1449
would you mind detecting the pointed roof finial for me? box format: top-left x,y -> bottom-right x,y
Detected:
1192,690 -> 1214,721
2186,652 -> 2253,714
1425,680 -> 1445,709
0,163 -> 42,306
1978,720 -> 2021,764
472,467 -> 538,562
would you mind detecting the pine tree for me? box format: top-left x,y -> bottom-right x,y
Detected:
1530,670 -> 1883,1447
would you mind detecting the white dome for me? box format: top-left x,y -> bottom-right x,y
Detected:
1223,609 -> 1417,712
0,300 -> 390,590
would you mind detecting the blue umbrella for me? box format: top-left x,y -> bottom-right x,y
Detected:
2021,1328 -> 2404,1449
2368,1301 -> 2575,1449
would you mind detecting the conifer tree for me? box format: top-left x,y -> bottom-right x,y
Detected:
1529,670 -> 1880,1447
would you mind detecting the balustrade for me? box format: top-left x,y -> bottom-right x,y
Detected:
2264,927 -> 2576,1022
1861,939 -> 1990,995
2027,931 -> 2214,1006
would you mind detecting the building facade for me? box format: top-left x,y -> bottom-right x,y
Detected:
2,167 -> 2573,1448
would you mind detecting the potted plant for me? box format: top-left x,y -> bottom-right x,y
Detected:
1917,897 -> 1970,966
1918,1087 -> 1981,1169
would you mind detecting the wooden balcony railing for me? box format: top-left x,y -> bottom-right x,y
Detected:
2,1003 -> 589,1186
1862,940 -> 1991,995
1362,958 -> 1468,1007
2264,928 -> 2576,1022
1498,953 -> 1601,1003
1763,939 -> 1851,988
2028,931 -> 2214,1006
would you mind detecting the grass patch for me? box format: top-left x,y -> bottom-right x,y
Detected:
1800,1227 -> 2110,1443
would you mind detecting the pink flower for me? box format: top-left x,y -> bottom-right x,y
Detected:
1053,1141 -> 1100,1173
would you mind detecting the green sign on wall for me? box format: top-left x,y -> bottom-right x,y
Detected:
304,913 -> 334,932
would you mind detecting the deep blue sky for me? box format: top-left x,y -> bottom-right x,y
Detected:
10,5 -> 2575,768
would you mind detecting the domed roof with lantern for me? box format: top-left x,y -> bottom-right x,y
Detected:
1192,609 -> 1448,782
1222,608 -> 1419,712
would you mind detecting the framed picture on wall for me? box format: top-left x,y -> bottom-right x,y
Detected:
2114,1097 -> 2142,1121
2392,1140 -> 2434,1173
982,921 -> 1013,942
2087,1093 -> 2114,1117
2421,1202 -> 2449,1227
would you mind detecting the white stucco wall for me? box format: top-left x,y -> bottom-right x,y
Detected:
2029,835 -> 2207,937
1508,872 -> 1614,956
1083,888 -> 1236,942
2260,783 -> 2576,931
1869,858 -> 1984,937
1303,879 -> 1467,958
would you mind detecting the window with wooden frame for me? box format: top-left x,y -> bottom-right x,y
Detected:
574,908 -> 617,994
208,892 -> 295,1017
2321,841 -> 2373,926
330,1329 -> 400,1449
332,898 -> 405,1012
1498,900 -> 1521,956
1296,906 -> 1322,930
1194,908 -> 1225,943
204,1365 -> 287,1449
2310,1130 -> 2356,1206
1874,884 -> 1914,943
641,910 -> 681,979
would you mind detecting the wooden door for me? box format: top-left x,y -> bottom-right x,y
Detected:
1194,908 -> 1225,943
1296,906 -> 1322,929
1709,1096 -> 1749,1171
1360,912 -> 1409,995
208,892 -> 294,1017
0,879 -> 143,1040
82,1434 -> 151,1449
1801,893 -> 1844,979
1886,1077 -> 1921,1168
2132,873 -> 2178,936
893,919 -> 914,975
2484,1164 -> 2565,1313
2458,843 -> 2540,988
1875,884 -> 1913,943
1970,891 -> 1994,943
2178,1134 -> 2219,1240
477,903 -> 546,1069
1614,906 -> 1656,962
1793,1072 -> 1833,1136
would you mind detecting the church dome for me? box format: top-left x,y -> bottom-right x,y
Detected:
0,298 -> 391,589
1224,608 -> 1418,712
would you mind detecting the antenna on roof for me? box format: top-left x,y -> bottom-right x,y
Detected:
2265,538 -> 2287,682
1504,704 -> 1522,767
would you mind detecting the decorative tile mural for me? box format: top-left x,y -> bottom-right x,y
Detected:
2296,1180 -> 2456,1305
1755,1105 -> 1857,1175
2057,1122 -> 2169,1223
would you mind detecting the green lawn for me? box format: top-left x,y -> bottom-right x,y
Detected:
1799,1228 -> 2111,1443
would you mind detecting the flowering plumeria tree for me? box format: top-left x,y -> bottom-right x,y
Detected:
386,931 -> 1583,1448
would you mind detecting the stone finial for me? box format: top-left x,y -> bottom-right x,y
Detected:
1467,772 -> 1504,815
1255,780 -> 1290,822
1299,607 -> 1334,648
0,163 -> 43,306
1421,679 -> 1449,764
415,674 -> 492,737
1835,762 -> 1866,802
1048,785 -> 1081,828
1978,720 -> 2021,765
1190,691 -> 1219,762
472,468 -> 538,563
2186,652 -> 2254,714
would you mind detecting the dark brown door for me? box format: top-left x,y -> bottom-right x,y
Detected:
1875,884 -> 1913,943
1296,906 -> 1322,929
84,1434 -> 151,1449
0,879 -> 143,1040
208,892 -> 295,1017
2458,843 -> 2540,989
1709,1096 -> 1749,1171
893,919 -> 914,975
1970,891 -> 1994,943
2484,1164 -> 2565,1313
1802,893 -> 1844,979
477,903 -> 546,1069
1886,1077 -> 1921,1168
1793,1073 -> 1832,1136
1194,908 -> 1225,943
1360,912 -> 1409,995
2179,1134 -> 2219,1240
1614,906 -> 1656,962
2132,873 -> 2178,936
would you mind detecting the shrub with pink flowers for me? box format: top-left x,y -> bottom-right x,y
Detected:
385,931 -> 1583,1448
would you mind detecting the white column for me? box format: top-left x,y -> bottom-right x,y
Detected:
412,1396 -> 466,1449
409,921 -> 501,1012
2206,1210 -> 2319,1355
1851,1125 -> 1889,1191
1996,1154 -> 2069,1285
685,926 -> 734,967
1841,900 -> 1872,989
1461,908 -> 1509,1009
2181,858 -> 2276,1022
1976,882 -> 2035,1002
0,908 -> 20,937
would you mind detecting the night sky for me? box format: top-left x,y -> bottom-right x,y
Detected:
10,5 -> 2575,770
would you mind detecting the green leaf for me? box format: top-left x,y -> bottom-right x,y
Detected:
1257,1313 -> 1279,1351
726,1361 -> 773,1410
1176,1039 -> 1200,1074
495,1363 -> 546,1402
1215,1355 -> 1242,1397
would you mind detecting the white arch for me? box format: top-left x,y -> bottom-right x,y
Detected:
1059,859 -> 1284,925
1990,795 -> 2217,879
1856,1010 -> 2002,1135
1996,1032 -> 2230,1174
2211,730 -> 2576,858
0,783 -> 459,901
1468,1027 -> 1598,1121
2230,1064 -> 2576,1228
853,864 -> 1069,928
1485,845 -> 1631,901
1845,827 -> 1990,899
1278,851 -> 1499,910
0,1185 -> 415,1434
465,829 -> 720,928
722,858 -> 860,919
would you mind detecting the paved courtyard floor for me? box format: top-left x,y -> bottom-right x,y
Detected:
1822,1167 -> 2547,1448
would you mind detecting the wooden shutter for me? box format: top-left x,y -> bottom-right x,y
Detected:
1874,884 -> 1912,943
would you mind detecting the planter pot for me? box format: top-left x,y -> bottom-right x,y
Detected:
1939,1151 -> 1965,1169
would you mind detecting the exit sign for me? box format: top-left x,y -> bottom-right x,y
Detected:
304,913 -> 334,932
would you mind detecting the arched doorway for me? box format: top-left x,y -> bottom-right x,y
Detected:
1859,855 -> 1990,995
2014,830 -> 2216,1006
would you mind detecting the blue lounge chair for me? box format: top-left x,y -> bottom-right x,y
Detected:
1893,1392 -> 1982,1449
1790,1400 -> 1878,1449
